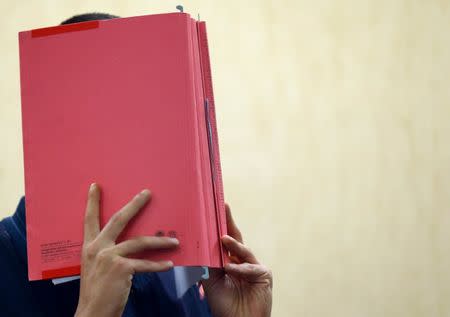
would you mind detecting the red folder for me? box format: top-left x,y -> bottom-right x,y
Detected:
19,12 -> 227,281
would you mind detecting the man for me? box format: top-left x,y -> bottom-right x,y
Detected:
0,13 -> 273,317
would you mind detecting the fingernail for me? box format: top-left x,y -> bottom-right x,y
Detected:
166,261 -> 174,266
90,183 -> 96,191
169,238 -> 179,245
140,189 -> 151,197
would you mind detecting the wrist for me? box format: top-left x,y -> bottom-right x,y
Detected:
74,305 -> 90,317
74,303 -> 98,317
74,302 -> 122,317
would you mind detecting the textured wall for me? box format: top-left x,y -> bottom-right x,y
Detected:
1,1 -> 450,316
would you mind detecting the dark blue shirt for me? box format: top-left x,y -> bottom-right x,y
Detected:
0,197 -> 212,316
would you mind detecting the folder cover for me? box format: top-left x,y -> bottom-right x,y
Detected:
19,12 -> 227,281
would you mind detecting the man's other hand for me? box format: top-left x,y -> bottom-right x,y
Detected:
202,204 -> 273,317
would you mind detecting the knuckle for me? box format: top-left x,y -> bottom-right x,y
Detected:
244,263 -> 256,273
250,265 -> 259,274
132,193 -> 144,205
110,212 -> 125,226
133,193 -> 142,202
242,245 -> 252,254
97,248 -> 112,263
136,236 -> 150,244
83,213 -> 94,226
83,242 -> 99,259
130,236 -> 150,248
112,257 -> 132,273
151,261 -> 166,272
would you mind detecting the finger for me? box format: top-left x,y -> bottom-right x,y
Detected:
125,258 -> 174,273
221,235 -> 258,264
225,204 -> 243,243
99,189 -> 151,241
113,236 -> 179,256
225,263 -> 272,287
229,255 -> 241,264
84,183 -> 101,243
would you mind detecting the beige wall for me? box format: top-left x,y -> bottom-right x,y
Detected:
2,0 -> 450,316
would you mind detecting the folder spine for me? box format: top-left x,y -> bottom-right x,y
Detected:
197,22 -> 228,266
187,18 -> 210,265
19,34 -> 39,280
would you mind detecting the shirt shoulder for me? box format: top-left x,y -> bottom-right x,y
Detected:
0,220 -> 46,316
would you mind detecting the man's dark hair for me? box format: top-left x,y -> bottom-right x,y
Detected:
60,13 -> 119,25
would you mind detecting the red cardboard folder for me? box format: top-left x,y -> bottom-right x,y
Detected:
19,12 -> 227,281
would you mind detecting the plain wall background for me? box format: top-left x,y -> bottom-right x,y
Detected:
2,1 -> 450,316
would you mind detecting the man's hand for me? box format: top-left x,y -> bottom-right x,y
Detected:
74,184 -> 179,317
202,205 -> 273,317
